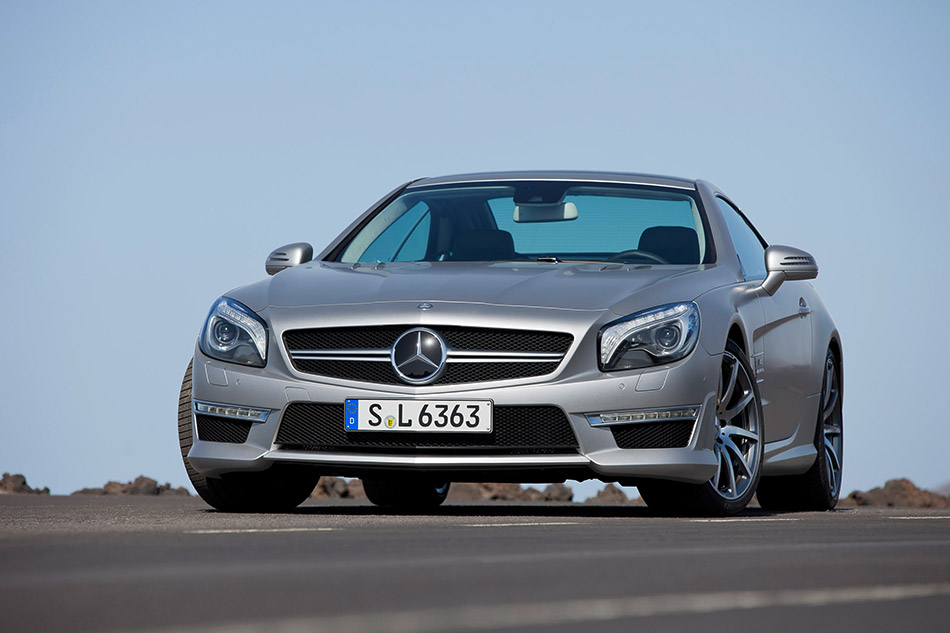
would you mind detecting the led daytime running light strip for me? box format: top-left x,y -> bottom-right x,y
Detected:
194,401 -> 269,421
590,406 -> 700,426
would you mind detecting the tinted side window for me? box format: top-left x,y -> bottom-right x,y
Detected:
716,198 -> 767,280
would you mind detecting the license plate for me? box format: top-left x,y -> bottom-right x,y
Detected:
344,399 -> 492,433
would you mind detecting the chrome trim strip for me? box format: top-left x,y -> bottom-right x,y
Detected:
290,349 -> 565,363
292,349 -> 391,356
444,357 -> 561,364
293,355 -> 392,362
447,350 -> 564,360
407,176 -> 695,190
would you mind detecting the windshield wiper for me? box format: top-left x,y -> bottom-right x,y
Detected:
536,256 -> 561,264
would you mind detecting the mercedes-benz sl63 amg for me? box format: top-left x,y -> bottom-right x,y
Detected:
178,171 -> 843,515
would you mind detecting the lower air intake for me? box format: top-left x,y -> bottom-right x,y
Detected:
196,415 -> 252,444
610,420 -> 695,449
275,403 -> 579,455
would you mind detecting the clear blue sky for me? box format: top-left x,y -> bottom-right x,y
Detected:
2,1 -> 948,497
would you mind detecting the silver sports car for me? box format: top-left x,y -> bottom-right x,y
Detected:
179,171 -> 843,515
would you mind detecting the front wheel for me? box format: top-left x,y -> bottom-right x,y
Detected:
362,476 -> 450,509
178,361 -> 319,512
756,348 -> 843,511
639,340 -> 764,516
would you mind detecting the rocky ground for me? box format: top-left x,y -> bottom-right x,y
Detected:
4,470 -> 950,506
310,478 -> 640,504
837,478 -> 950,508
70,476 -> 191,497
0,473 -> 49,495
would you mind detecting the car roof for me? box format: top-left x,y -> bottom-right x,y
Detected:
407,170 -> 698,191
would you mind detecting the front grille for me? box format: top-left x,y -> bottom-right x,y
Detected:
284,326 -> 572,354
282,325 -> 573,386
275,403 -> 579,455
610,421 -> 695,449
290,359 -> 558,385
196,414 -> 252,444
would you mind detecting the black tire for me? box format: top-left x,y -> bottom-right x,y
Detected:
178,361 -> 319,512
362,475 -> 450,509
756,348 -> 843,511
638,340 -> 764,516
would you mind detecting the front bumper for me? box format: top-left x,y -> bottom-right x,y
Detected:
188,340 -> 721,485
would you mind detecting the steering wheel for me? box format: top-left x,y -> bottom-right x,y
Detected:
607,249 -> 670,265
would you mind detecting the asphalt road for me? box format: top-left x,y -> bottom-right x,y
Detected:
1,495 -> 949,633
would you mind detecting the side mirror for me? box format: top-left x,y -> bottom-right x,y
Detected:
265,242 -> 313,276
761,245 -> 818,295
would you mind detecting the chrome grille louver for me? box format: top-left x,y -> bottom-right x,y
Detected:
282,325 -> 573,385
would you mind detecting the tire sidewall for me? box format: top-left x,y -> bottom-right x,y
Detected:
813,349 -> 842,508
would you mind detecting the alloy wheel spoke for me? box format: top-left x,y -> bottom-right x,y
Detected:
723,449 -> 737,494
826,454 -> 836,490
723,424 -> 759,443
823,424 -> 841,437
723,390 -> 754,421
712,445 -> 722,489
822,387 -> 838,421
824,437 -> 841,472
719,358 -> 739,412
823,363 -> 834,407
723,437 -> 752,478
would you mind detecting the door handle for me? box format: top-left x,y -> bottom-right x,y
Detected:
798,297 -> 811,316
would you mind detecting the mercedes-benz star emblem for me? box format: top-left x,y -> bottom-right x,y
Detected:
391,328 -> 447,384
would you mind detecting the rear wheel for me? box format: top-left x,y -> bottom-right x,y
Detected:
639,340 -> 763,516
178,361 -> 319,512
756,348 -> 843,511
362,476 -> 450,509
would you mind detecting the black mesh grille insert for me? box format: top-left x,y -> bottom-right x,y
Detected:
282,326 -> 573,386
610,421 -> 695,449
275,403 -> 579,455
196,414 -> 252,444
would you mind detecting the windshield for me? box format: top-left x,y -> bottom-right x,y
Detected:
336,181 -> 712,265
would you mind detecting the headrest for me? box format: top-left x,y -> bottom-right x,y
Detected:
638,226 -> 700,265
451,229 -> 516,261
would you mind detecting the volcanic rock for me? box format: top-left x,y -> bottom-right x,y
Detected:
584,483 -> 631,504
0,473 -> 50,495
540,483 -> 574,502
839,478 -> 950,508
446,482 -> 573,502
71,476 -> 190,496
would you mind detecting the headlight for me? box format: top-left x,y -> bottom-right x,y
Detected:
599,302 -> 699,371
199,298 -> 268,367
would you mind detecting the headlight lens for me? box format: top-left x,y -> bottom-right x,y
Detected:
199,298 -> 268,367
599,302 -> 699,371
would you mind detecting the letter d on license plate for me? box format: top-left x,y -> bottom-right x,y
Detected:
344,399 -> 492,433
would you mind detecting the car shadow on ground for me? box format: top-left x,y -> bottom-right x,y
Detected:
251,504 -> 803,519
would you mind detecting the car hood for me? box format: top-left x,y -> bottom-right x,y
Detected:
256,261 -> 713,313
